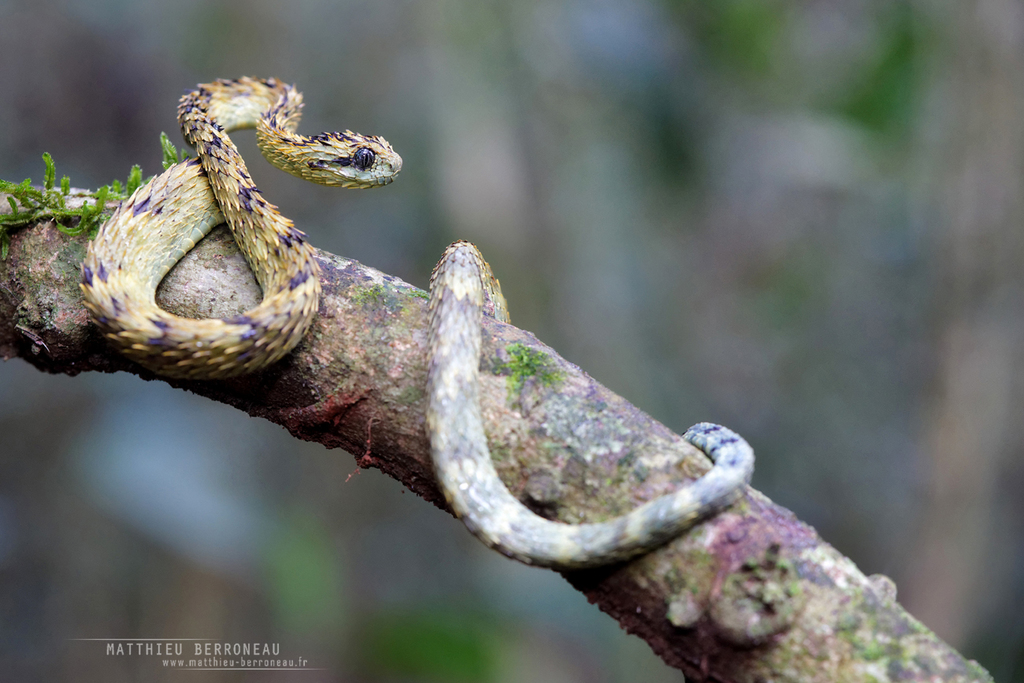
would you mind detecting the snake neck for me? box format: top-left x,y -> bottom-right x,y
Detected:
178,78 -> 315,296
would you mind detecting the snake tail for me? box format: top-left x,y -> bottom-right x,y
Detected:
426,240 -> 754,569
82,77 -> 402,379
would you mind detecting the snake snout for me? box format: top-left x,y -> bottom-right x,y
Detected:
387,152 -> 403,176
376,153 -> 402,185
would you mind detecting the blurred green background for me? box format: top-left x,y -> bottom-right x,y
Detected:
2,0 -> 1023,680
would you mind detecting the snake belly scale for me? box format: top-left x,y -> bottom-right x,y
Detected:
81,78 -> 753,570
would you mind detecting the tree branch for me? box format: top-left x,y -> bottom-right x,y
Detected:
0,198 -> 993,682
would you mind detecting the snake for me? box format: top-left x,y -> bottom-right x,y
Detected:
80,78 -> 753,570
81,77 -> 401,379
427,241 -> 754,568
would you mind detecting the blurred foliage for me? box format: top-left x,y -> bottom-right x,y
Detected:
836,3 -> 922,139
678,0 -> 787,77
360,609 -> 501,683
263,511 -> 345,637
748,248 -> 827,332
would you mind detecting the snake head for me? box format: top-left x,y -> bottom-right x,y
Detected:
263,129 -> 403,188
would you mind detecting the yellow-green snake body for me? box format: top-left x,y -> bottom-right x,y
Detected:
81,77 -> 401,379
81,78 -> 752,570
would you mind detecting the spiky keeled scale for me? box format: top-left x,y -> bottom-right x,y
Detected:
81,77 -> 401,379
426,240 -> 755,569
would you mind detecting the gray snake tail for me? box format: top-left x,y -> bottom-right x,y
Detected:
426,240 -> 755,569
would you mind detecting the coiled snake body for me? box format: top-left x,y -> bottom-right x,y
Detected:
81,78 -> 753,570
82,77 -> 401,378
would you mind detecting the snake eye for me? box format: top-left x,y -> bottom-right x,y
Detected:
353,147 -> 375,171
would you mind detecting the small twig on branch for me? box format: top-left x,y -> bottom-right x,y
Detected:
0,197 -> 993,682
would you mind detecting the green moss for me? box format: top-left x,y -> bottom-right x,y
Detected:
159,131 -> 186,169
0,133 -> 189,258
487,440 -> 511,464
398,383 -> 425,405
351,283 -> 386,306
494,342 -> 563,399
967,660 -> 996,682
835,613 -> 861,632
861,641 -> 886,662
709,544 -> 806,646
409,289 -> 429,300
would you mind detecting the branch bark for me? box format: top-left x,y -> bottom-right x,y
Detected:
0,198 -> 993,682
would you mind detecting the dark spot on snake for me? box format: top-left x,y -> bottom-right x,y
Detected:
307,160 -> 329,170
97,263 -> 108,283
289,269 -> 310,290
152,319 -> 170,331
227,315 -> 253,326
154,206 -> 163,215
285,225 -> 306,243
207,136 -> 222,149
334,156 -> 352,167
280,233 -> 292,248
354,147 -> 375,171
238,185 -> 256,212
132,196 -> 151,216
82,265 -> 93,286
110,296 -> 122,314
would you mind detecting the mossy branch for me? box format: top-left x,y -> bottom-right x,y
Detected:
0,134 -> 188,258
0,207 -> 993,682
